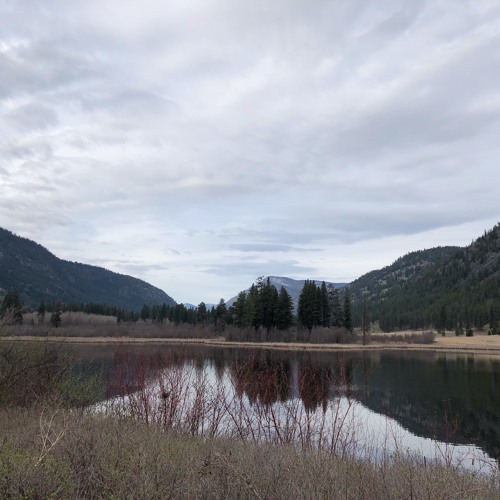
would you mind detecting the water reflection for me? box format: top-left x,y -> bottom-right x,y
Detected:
68,343 -> 500,464
229,353 -> 292,405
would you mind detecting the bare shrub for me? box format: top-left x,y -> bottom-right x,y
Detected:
103,352 -> 371,461
0,407 -> 499,499
0,338 -> 102,408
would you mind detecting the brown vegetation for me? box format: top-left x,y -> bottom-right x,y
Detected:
1,336 -> 499,498
1,408 -> 499,499
4,313 -> 446,352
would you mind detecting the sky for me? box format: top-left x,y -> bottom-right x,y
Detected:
1,1 -> 500,305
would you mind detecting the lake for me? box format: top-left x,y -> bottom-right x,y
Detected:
67,343 -> 500,471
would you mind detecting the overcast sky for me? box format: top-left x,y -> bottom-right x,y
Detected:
1,1 -> 499,304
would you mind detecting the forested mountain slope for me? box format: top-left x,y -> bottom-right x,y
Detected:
349,247 -> 460,303
0,227 -> 176,311
353,224 -> 500,332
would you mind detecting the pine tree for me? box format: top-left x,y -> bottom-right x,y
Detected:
232,292 -> 248,328
261,278 -> 278,333
437,304 -> 447,336
276,286 -> 294,330
140,304 -> 151,321
0,290 -> 23,325
320,281 -> 330,327
159,303 -> 168,323
215,298 -> 227,333
50,309 -> 62,328
197,302 -> 207,325
248,284 -> 263,331
298,280 -> 317,334
342,288 -> 353,333
37,301 -> 46,324
329,286 -> 343,327
489,304 -> 499,335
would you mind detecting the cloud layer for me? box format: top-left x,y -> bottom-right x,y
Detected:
1,1 -> 499,303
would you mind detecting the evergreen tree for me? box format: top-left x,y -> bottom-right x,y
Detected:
261,278 -> 278,333
320,281 -> 330,327
150,304 -> 159,323
0,290 -> 23,325
437,304 -> 447,336
465,306 -> 473,336
37,301 -> 46,324
329,286 -> 343,327
361,299 -> 369,345
276,286 -> 294,331
173,304 -> 188,325
298,280 -> 317,334
248,284 -> 263,331
50,308 -> 62,328
197,302 -> 208,325
489,304 -> 499,335
215,298 -> 227,333
342,288 -> 353,333
140,304 -> 151,321
159,303 -> 168,323
232,292 -> 248,328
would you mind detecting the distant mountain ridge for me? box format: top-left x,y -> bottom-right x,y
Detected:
183,303 -> 217,310
228,276 -> 347,310
0,227 -> 176,311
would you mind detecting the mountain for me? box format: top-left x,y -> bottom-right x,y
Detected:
348,246 -> 460,303
0,227 -> 176,311
183,303 -> 217,310
352,223 -> 500,331
227,276 -> 347,310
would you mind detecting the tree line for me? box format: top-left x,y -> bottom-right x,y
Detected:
1,279 -> 355,341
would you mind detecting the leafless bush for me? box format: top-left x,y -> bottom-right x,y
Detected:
102,353 -> 381,462
0,339 -> 68,406
309,326 -> 359,344
0,406 -> 498,499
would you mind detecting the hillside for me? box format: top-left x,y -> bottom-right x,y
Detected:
353,224 -> 500,332
0,228 -> 176,311
228,276 -> 347,310
349,246 -> 460,303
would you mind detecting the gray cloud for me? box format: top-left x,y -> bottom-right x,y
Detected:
3,102 -> 58,132
230,243 -> 321,253
205,260 -> 316,279
1,0 -> 499,303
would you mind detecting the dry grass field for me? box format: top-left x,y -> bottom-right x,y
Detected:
5,330 -> 500,356
3,311 -> 500,354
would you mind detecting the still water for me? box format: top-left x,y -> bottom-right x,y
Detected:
68,343 -> 500,470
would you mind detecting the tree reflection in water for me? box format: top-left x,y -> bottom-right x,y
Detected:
77,343 -> 500,469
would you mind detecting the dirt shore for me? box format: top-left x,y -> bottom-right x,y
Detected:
3,333 -> 500,356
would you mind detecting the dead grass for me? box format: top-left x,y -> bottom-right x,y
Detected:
0,408 -> 498,499
4,315 -> 500,356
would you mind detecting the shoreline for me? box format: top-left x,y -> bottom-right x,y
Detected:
3,334 -> 500,356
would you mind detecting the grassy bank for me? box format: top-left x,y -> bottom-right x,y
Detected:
1,337 -> 499,498
1,408 -> 499,499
